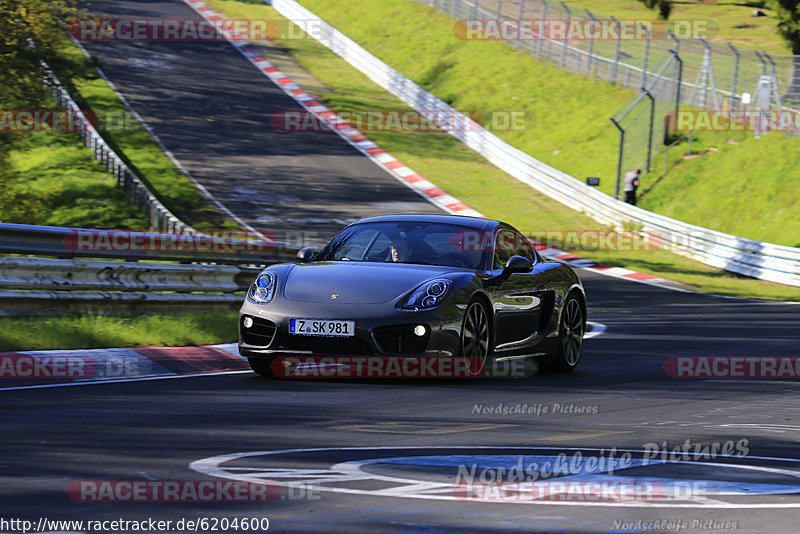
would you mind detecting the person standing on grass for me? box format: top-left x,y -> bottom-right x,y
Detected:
624,168 -> 641,205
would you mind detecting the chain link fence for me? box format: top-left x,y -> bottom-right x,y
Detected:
610,53 -> 682,197
421,0 -> 800,195
423,0 -> 800,107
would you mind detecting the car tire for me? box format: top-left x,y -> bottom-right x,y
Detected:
248,357 -> 274,377
540,292 -> 585,373
461,299 -> 493,377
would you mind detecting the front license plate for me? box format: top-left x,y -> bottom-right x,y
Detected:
289,319 -> 356,337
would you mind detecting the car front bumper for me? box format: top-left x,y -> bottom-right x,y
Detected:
238,297 -> 465,360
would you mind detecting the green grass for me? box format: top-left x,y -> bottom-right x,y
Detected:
277,0 -> 800,247
640,131 -> 800,246
565,0 -> 789,55
55,37 -> 238,232
3,130 -> 149,229
0,312 -> 238,351
2,35 -> 239,231
205,0 -> 800,301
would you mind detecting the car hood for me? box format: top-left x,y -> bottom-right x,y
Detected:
282,262 -> 462,304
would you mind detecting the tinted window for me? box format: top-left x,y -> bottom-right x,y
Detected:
317,221 -> 490,269
493,229 -> 517,270
493,229 -> 535,270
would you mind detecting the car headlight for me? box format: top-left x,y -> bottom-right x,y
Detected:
248,272 -> 277,303
403,279 -> 451,309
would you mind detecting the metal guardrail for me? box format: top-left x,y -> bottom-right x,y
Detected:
0,290 -> 245,316
0,223 -> 302,315
45,72 -> 194,235
0,223 -> 300,264
0,258 -> 254,316
270,0 -> 800,287
0,257 -> 252,293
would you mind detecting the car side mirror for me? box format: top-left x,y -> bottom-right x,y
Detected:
504,255 -> 533,274
297,247 -> 316,262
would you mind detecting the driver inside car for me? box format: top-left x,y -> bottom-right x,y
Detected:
389,237 -> 412,262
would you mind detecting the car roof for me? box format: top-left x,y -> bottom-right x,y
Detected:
353,213 -> 503,231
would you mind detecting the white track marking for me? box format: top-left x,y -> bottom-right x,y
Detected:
0,370 -> 252,392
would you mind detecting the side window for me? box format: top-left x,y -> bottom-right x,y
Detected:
364,232 -> 391,260
339,229 -> 378,260
493,229 -> 535,270
493,230 -> 517,270
513,231 -> 535,263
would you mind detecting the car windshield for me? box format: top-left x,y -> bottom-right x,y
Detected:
317,221 -> 490,270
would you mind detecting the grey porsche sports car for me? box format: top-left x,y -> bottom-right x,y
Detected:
239,214 -> 586,377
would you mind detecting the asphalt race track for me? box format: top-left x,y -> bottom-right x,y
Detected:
79,0 -> 440,243
3,0 -> 798,532
3,270 -> 800,533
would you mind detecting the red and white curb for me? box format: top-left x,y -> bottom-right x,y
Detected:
0,325 -> 603,389
182,0 -> 480,218
0,343 -> 249,391
531,243 -> 688,290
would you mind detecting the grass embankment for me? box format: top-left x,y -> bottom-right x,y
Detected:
0,313 -> 238,351
566,0 -> 788,54
205,0 -> 800,301
4,131 -> 149,230
295,0 -> 800,247
1,36 -> 237,232
0,37 -> 243,351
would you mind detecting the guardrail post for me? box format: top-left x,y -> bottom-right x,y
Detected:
518,0 -> 525,19
610,117 -> 624,199
644,89 -> 655,173
727,42 -> 740,110
497,0 -> 503,17
672,50 -> 682,120
560,1 -> 571,68
540,0 -> 549,59
585,9 -> 596,77
641,23 -> 651,88
611,16 -> 621,85
765,52 -> 782,110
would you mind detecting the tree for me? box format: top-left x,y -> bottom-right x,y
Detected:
771,0 -> 800,103
637,0 -> 672,20
0,0 -> 86,198
0,0 -> 84,109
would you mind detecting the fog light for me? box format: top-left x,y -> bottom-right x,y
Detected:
243,317 -> 254,329
413,325 -> 426,337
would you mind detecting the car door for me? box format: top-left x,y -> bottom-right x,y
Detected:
490,228 -> 545,350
